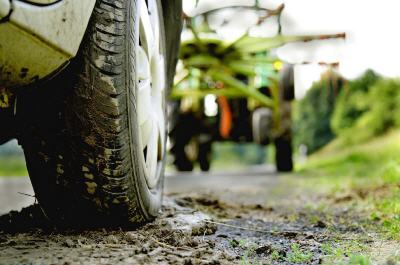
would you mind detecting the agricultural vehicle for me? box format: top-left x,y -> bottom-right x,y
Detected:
0,0 -> 182,226
169,3 -> 345,172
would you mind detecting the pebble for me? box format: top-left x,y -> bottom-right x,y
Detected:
64,239 -> 74,248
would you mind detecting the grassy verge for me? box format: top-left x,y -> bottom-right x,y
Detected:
298,130 -> 400,241
0,156 -> 28,176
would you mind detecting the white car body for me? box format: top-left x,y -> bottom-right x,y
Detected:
0,0 -> 96,87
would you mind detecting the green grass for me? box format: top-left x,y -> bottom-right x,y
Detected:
212,142 -> 268,170
320,241 -> 371,265
298,130 -> 400,240
0,156 -> 28,176
286,243 -> 312,263
299,130 -> 400,181
347,255 -> 373,265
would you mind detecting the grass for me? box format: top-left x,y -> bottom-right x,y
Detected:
320,241 -> 372,265
211,142 -> 268,170
286,243 -> 312,263
0,156 -> 28,176
298,130 -> 400,240
227,239 -> 260,265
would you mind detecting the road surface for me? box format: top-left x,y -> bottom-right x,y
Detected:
0,165 -> 279,215
0,166 -> 397,264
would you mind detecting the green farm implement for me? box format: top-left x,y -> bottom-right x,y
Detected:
169,2 -> 345,172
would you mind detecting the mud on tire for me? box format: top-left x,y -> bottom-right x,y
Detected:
21,0 -> 182,226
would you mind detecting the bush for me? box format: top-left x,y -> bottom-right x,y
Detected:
294,70 -> 344,154
331,69 -> 381,135
359,78 -> 400,132
338,78 -> 400,144
294,69 -> 400,154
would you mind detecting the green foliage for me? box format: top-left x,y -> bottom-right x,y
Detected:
295,69 -> 400,152
361,78 -> 400,131
270,250 -> 281,261
331,69 -> 381,135
337,78 -> 400,145
320,242 -> 372,264
348,255 -> 372,265
294,71 -> 344,153
321,243 -> 344,258
240,242 -> 258,265
286,243 -> 313,263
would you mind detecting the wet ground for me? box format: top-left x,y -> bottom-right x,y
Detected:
0,166 -> 399,264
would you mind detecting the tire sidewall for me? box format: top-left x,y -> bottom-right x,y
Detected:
127,0 -> 167,219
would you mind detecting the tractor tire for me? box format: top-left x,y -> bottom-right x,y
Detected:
169,111 -> 214,172
274,135 -> 293,172
170,134 -> 194,172
274,103 -> 294,173
170,138 -> 211,172
169,111 -> 195,172
198,140 -> 212,172
20,0 -> 182,227
172,147 -> 195,172
274,63 -> 294,172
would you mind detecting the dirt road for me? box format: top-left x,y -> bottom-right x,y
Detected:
0,167 -> 398,264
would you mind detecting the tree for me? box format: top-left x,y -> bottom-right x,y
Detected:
331,69 -> 381,136
294,70 -> 344,153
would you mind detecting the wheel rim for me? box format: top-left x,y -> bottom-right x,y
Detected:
136,0 -> 165,189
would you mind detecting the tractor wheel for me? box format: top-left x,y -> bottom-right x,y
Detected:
275,64 -> 294,172
274,135 -> 293,172
198,140 -> 212,172
171,139 -> 195,172
169,111 -> 213,172
170,137 -> 211,172
21,0 -> 182,227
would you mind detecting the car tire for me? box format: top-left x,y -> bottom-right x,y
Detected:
21,0 -> 182,226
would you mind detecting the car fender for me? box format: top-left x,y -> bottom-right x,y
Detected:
0,0 -> 96,88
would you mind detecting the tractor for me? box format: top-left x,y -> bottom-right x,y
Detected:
169,2 -> 345,172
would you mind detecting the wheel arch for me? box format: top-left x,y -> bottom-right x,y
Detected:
0,0 -> 96,88
161,0 -> 182,93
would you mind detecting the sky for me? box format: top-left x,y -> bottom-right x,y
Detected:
183,0 -> 400,97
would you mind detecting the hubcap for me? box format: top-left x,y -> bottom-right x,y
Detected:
137,0 -> 165,189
